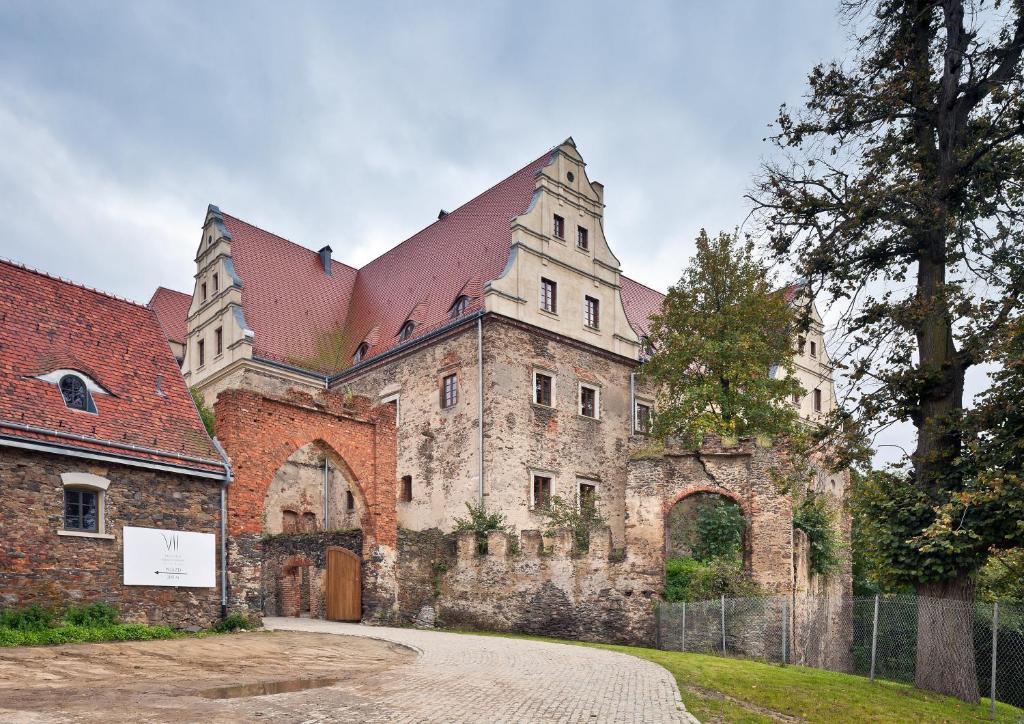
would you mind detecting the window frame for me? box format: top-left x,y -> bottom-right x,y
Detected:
810,340 -> 817,358
577,479 -> 597,514
212,272 -> 219,292
553,214 -> 565,239
530,472 -> 553,511
533,370 -> 555,407
58,374 -> 96,413
813,388 -> 823,412
540,277 -> 557,314
215,327 -> 223,356
634,400 -> 653,434
440,373 -> 459,409
197,338 -> 206,367
201,282 -> 207,302
578,382 -> 600,419
58,472 -> 111,539
399,320 -> 415,342
584,295 -> 600,330
576,225 -> 589,250
353,342 -> 369,364
449,295 -> 469,319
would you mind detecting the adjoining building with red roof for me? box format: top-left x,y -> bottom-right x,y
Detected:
151,139 -> 845,639
0,260 -> 230,628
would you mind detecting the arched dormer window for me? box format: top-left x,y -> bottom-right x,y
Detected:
353,342 -> 370,364
449,295 -> 469,319
59,374 -> 96,413
398,320 -> 415,342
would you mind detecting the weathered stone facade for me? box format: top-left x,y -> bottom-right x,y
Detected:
261,530 -> 362,618
0,448 -> 222,629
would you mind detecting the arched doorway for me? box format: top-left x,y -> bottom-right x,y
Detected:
665,491 -> 748,564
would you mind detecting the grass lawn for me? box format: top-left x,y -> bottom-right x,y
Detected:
455,630 -> 1024,723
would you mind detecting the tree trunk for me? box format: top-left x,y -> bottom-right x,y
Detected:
915,575 -> 980,703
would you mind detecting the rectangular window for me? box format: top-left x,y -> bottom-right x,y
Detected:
810,340 -> 817,358
792,392 -> 801,405
579,384 -> 599,419
553,214 -> 565,239
345,490 -> 355,511
532,474 -> 551,510
578,481 -> 596,514
577,226 -> 589,250
64,489 -> 98,532
441,373 -> 458,409
635,402 -> 652,433
540,277 -> 557,313
584,296 -> 600,329
215,327 -> 223,356
534,372 -> 553,406
201,282 -> 207,302
400,475 -> 413,502
212,273 -> 219,292
197,339 -> 205,366
813,388 -> 822,412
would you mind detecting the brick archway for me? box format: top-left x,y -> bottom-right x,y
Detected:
214,388 -> 397,551
663,483 -> 751,519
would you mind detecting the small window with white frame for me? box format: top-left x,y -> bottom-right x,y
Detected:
531,472 -> 552,510
59,472 -> 111,538
634,400 -> 653,434
578,383 -> 599,419
533,370 -> 554,407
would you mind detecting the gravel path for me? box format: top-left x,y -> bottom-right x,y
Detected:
264,616 -> 695,723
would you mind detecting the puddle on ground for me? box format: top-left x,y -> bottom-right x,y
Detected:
201,677 -> 339,699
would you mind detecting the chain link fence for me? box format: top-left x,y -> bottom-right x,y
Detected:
656,594 -> 1024,712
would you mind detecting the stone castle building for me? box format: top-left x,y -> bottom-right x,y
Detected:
147,138 -> 848,648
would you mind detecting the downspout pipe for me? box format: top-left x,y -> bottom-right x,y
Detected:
477,316 -> 485,507
629,372 -> 636,433
211,436 -> 233,619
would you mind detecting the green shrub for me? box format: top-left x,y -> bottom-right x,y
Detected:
0,604 -> 56,632
793,491 -> 841,575
213,613 -> 252,633
453,502 -> 512,554
0,623 -> 181,647
64,601 -> 119,627
541,495 -> 606,553
665,556 -> 764,602
692,498 -> 746,562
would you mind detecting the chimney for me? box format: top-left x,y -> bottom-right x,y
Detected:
438,209 -> 449,220
318,245 -> 333,275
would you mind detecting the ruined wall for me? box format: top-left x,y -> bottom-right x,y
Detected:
0,448 -> 221,629
263,442 -> 363,535
483,318 -> 637,545
433,528 -> 659,645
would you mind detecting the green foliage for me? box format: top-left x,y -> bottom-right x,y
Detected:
640,229 -> 802,447
664,556 -> 764,602
213,613 -> 253,633
541,495 -> 606,552
190,387 -> 215,436
0,605 -> 56,632
286,325 -> 355,374
453,501 -> 512,554
63,601 -> 119,627
792,492 -> 841,576
977,549 -> 1024,604
0,623 -> 180,647
691,498 -> 746,562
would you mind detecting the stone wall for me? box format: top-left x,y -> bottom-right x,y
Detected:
260,530 -> 362,617
0,447 -> 221,629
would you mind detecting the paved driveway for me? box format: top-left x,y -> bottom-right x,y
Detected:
263,617 -> 693,723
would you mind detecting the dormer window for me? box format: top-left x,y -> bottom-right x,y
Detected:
450,295 -> 469,319
353,342 -> 370,364
59,374 -> 95,413
399,321 -> 415,342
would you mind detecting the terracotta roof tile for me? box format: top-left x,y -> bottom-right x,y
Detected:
0,260 -> 223,474
148,286 -> 191,345
620,275 -> 665,339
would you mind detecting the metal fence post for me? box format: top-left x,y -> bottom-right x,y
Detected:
991,601 -> 999,719
721,595 -> 726,655
870,594 -> 879,682
782,597 -> 788,665
681,601 -> 686,652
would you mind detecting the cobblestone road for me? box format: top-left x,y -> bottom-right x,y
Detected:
263,617 -> 694,723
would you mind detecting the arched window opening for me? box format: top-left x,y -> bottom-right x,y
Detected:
282,509 -> 299,533
59,374 -> 95,413
398,321 -> 415,341
353,342 -> 370,364
449,295 -> 469,319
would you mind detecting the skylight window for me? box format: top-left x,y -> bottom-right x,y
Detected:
59,374 -> 96,413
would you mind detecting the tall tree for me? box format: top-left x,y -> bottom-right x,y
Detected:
641,229 -> 802,447
753,0 -> 1024,702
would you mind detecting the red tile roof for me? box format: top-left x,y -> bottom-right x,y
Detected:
222,214 -> 359,373
0,260 -> 225,476
148,286 -> 191,345
620,276 -> 665,340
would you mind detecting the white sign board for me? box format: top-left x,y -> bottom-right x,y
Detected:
123,526 -> 216,588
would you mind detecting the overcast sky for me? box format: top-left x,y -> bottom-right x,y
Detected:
6,1 -> 944,465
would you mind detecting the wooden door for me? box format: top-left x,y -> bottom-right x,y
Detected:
326,547 -> 361,621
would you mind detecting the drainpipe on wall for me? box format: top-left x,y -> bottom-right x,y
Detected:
629,372 -> 636,433
323,457 -> 330,530
477,316 -> 485,507
211,437 -> 233,620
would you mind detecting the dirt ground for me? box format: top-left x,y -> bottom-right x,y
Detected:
0,630 -> 413,723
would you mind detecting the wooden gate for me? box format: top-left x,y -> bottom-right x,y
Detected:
325,547 -> 361,621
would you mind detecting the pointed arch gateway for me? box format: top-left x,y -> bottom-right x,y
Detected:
213,388 -> 398,621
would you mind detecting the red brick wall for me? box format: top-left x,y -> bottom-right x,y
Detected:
214,388 -> 397,550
